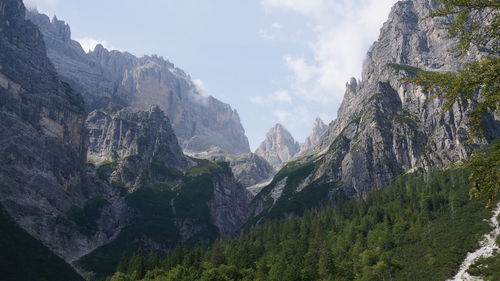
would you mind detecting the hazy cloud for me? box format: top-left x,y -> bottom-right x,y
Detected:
273,106 -> 310,128
259,22 -> 284,40
250,96 -> 265,105
24,0 -> 58,9
250,89 -> 293,106
76,37 -> 121,53
272,90 -> 292,104
192,79 -> 208,96
262,0 -> 396,103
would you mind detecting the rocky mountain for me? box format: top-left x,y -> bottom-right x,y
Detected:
299,117 -> 328,154
26,10 -> 251,155
0,0 -> 127,265
255,123 -> 300,170
86,105 -> 193,192
0,2 -> 253,279
251,0 -> 499,220
77,156 -> 252,278
80,104 -> 252,277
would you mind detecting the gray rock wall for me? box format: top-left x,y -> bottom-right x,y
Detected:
0,0 -> 127,263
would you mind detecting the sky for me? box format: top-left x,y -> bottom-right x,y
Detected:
24,0 -> 396,151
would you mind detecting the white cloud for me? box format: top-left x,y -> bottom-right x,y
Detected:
250,89 -> 293,106
250,96 -> 265,105
262,0 -> 396,103
24,0 -> 58,9
76,37 -> 120,53
272,90 -> 292,104
273,110 -> 292,123
192,79 -> 208,96
259,22 -> 284,40
273,106 -> 311,129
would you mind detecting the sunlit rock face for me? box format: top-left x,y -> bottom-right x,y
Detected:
86,105 -> 194,192
306,0 -> 499,198
255,123 -> 300,170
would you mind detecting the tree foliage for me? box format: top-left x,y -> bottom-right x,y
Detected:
465,140 -> 500,207
107,169 -> 492,281
430,0 -> 499,54
408,57 -> 499,136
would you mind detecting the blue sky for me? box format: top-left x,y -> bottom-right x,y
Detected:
25,0 -> 396,150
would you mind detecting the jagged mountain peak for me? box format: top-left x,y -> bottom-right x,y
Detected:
312,117 -> 326,130
255,123 -> 300,170
300,117 -> 328,155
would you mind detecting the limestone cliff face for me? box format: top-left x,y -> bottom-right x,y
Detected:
308,0 -> 499,197
0,0 -> 127,264
299,117 -> 328,154
86,105 -> 193,192
26,11 -> 251,155
255,124 -> 300,170
252,0 -> 499,217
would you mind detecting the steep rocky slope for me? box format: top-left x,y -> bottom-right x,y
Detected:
86,105 -> 193,192
251,0 -> 499,219
0,0 -> 127,264
299,117 -> 328,154
26,10 -> 251,155
255,123 -> 300,170
77,158 -> 252,278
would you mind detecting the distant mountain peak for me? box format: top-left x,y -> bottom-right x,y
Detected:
255,123 -> 300,170
299,117 -> 328,155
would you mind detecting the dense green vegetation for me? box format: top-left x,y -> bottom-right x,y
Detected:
107,168 -> 493,281
467,247 -> 500,280
77,160 -> 231,279
0,207 -> 85,281
466,140 -> 500,207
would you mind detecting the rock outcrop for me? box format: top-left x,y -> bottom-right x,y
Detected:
26,10 -> 251,155
255,124 -> 300,170
190,150 -> 276,189
252,0 -> 499,218
299,117 -> 328,154
0,0 -> 127,264
86,105 -> 193,192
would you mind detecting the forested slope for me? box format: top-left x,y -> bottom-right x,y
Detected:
106,166 -> 495,281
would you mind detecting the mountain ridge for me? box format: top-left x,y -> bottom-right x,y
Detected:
26,10 -> 251,156
249,0 -> 499,220
255,123 -> 300,170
